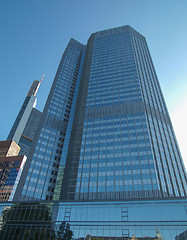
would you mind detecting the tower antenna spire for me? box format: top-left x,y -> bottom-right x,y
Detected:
40,73 -> 45,84
33,74 -> 44,96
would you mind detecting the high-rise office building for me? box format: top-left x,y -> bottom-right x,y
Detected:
7,80 -> 42,156
0,26 -> 186,239
15,25 -> 187,202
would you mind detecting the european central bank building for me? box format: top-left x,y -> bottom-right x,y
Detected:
0,26 -> 187,239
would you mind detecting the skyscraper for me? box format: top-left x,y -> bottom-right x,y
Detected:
0,26 -> 186,239
15,25 -> 187,202
7,80 -> 42,156
18,108 -> 42,156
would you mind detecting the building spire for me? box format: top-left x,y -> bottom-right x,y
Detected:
27,74 -> 44,97
34,74 -> 44,96
39,73 -> 45,84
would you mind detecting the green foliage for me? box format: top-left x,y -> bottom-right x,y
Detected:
57,221 -> 74,240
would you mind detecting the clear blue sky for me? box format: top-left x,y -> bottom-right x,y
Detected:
0,0 -> 187,165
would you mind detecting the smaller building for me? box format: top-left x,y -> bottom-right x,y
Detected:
0,155 -> 26,201
0,140 -> 21,192
0,140 -> 20,157
0,141 -> 26,201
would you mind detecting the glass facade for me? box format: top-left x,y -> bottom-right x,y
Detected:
131,31 -> 186,197
58,26 -> 187,201
15,39 -> 84,201
14,25 -> 187,202
0,155 -> 26,201
0,199 -> 186,239
74,30 -> 158,199
18,108 -> 42,156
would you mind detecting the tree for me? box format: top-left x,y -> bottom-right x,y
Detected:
57,221 -> 73,240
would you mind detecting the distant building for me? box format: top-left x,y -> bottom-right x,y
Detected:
0,140 -> 26,201
18,108 -> 42,156
7,80 -> 42,156
0,155 -> 26,201
0,140 -> 20,157
0,140 -> 20,199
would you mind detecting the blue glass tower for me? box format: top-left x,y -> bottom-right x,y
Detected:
1,25 -> 187,240
14,39 -> 85,200
14,26 -> 187,202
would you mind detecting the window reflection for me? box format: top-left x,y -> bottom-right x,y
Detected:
0,200 -> 186,240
